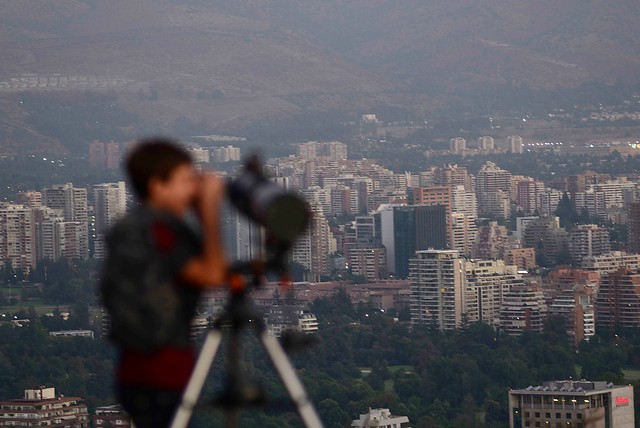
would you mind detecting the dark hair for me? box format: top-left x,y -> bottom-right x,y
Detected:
125,137 -> 193,200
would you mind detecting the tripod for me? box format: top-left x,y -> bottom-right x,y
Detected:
170,266 -> 324,428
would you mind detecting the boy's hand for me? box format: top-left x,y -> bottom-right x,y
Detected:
196,173 -> 226,218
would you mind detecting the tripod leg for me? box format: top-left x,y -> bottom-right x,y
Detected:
260,332 -> 325,428
171,330 -> 224,428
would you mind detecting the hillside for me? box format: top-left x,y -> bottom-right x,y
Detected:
1,0 -> 640,152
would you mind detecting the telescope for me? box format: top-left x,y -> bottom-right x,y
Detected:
171,155 -> 324,428
226,155 -> 310,253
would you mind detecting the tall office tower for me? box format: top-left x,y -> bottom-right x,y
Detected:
477,136 -> 495,151
476,161 -> 512,218
409,249 -> 466,330
449,137 -> 467,154
380,205 -> 448,278
451,185 -> 478,218
516,178 -> 544,214
408,185 -> 453,247
292,202 -> 335,281
474,221 -> 509,260
499,283 -> 546,335
628,201 -> 640,253
434,164 -> 474,192
596,267 -> 640,330
465,259 -> 523,327
506,135 -> 524,154
92,182 -> 127,259
450,213 -> 477,257
0,204 -> 36,272
42,183 -> 89,259
568,224 -> 611,263
548,285 -> 596,346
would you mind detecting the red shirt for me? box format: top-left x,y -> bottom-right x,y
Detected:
117,346 -> 196,390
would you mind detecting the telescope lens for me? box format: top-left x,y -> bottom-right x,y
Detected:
264,195 -> 309,244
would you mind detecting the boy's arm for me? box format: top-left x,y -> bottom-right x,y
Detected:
181,174 -> 227,287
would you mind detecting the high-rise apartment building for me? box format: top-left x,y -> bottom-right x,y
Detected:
297,141 -> 347,160
516,178 -> 545,214
449,137 -> 467,154
596,267 -> 640,330
450,213 -> 477,257
476,161 -> 512,218
581,251 -> 640,274
548,285 -> 596,346
474,221 -> 509,260
292,202 -> 335,280
0,204 -> 36,272
451,185 -> 478,218
506,135 -> 524,154
42,183 -> 89,259
627,201 -> 640,253
409,249 -> 466,330
92,182 -> 126,259
477,136 -> 495,151
499,284 -> 546,335
568,224 -> 611,263
434,164 -> 474,191
465,259 -> 523,327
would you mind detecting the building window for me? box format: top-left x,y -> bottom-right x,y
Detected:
535,412 -> 540,418
566,413 -> 572,419
576,413 -> 582,419
545,412 -> 551,418
556,413 -> 561,419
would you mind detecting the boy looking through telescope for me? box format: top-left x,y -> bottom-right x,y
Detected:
100,137 -> 227,428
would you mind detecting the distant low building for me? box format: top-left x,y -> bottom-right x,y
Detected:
351,408 -> 410,428
49,330 -> 94,339
509,379 -> 634,428
0,386 -> 90,427
94,404 -> 132,427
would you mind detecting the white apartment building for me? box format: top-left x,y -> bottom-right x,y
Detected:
409,249 -> 466,330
